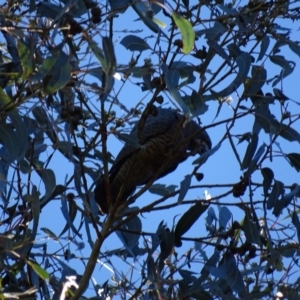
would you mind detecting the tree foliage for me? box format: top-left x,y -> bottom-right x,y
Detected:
0,0 -> 300,299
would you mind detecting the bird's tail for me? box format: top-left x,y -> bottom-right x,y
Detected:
94,177 -> 109,214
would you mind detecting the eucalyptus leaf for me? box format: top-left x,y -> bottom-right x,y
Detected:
217,52 -> 252,97
172,13 -> 195,54
121,35 -> 151,52
178,175 -> 191,203
287,153 -> 300,172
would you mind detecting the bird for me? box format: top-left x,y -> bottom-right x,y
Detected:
94,107 -> 212,214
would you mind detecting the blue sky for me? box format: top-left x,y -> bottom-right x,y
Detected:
2,0 -> 300,297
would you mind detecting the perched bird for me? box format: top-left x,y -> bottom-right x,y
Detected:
94,107 -> 211,214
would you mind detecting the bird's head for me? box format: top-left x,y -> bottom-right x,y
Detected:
187,122 -> 212,156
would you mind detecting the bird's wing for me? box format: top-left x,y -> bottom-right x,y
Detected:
110,108 -> 179,177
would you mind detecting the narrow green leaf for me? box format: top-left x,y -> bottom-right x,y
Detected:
287,153 -> 300,172
151,0 -> 164,15
189,91 -> 209,116
181,0 -> 189,9
278,244 -> 296,258
41,227 -> 59,241
217,52 -> 252,97
0,124 -> 19,163
178,175 -> 191,203
132,1 -> 160,33
45,64 -> 70,94
19,159 -> 31,174
116,215 -> 142,256
172,13 -> 195,54
60,0 -> 88,17
27,260 -> 50,280
149,183 -> 174,196
40,169 -> 56,203
272,251 -> 284,272
244,66 -> 267,97
241,133 -> 258,170
207,40 -> 231,65
86,35 -> 108,72
267,180 -> 284,210
273,88 -> 289,101
36,1 -> 61,19
246,143 -> 266,176
282,184 -> 299,208
161,64 -> 189,116
270,55 -> 295,86
152,17 -> 166,28
108,0 -> 130,11
147,255 -> 156,282
0,86 -> 15,111
87,37 -> 116,101
57,141 -> 73,157
121,35 -> 151,52
288,42 -> 300,58
273,198 -> 289,218
227,43 -> 242,59
174,61 -> 196,85
196,21 -> 226,40
17,40 -> 34,76
193,143 -> 221,165
32,106 -> 49,125
257,36 -> 270,61
243,213 -> 261,245
278,124 -> 300,143
60,196 -> 80,238
158,227 -> 174,271
174,202 -> 209,246
291,211 -> 300,243
255,105 -> 300,143
102,37 -> 117,74
219,206 -> 232,229
223,253 -> 246,295
190,251 -> 219,293
261,167 -> 274,197
9,110 -> 28,159
217,4 -> 239,14
30,185 -> 40,239
163,63 -> 180,87
34,48 -> 71,94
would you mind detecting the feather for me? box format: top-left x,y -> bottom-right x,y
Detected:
94,108 -> 211,214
